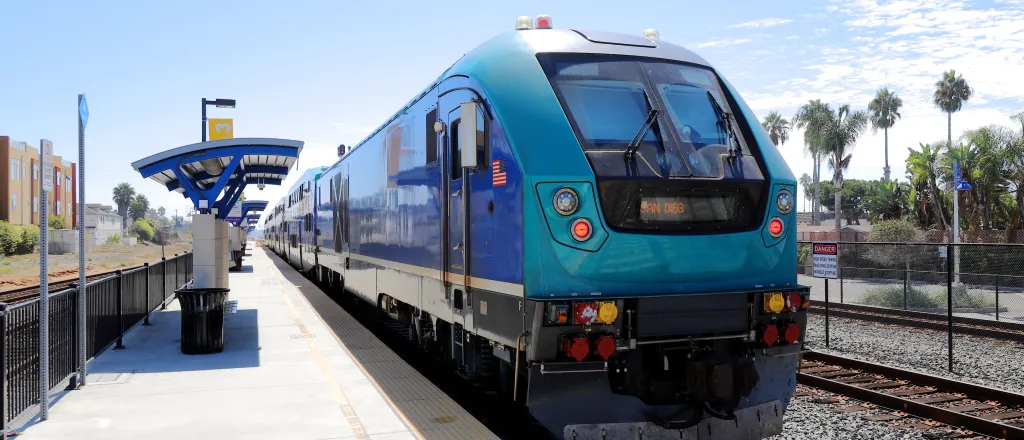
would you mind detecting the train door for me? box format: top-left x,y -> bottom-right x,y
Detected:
441,89 -> 482,369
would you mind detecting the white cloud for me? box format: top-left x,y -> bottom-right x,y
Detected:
728,18 -> 794,28
739,0 -> 1024,204
693,38 -> 752,48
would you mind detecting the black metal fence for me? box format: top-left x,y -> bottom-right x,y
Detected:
0,252 -> 193,428
800,241 -> 1024,391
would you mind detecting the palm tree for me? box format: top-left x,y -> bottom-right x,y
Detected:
906,143 -> 948,230
793,100 -> 831,226
799,173 -> 812,213
955,126 -> 1009,229
1007,115 -> 1024,228
934,70 -> 972,151
112,183 -> 135,229
821,104 -> 870,231
762,111 -> 791,147
867,180 -> 909,221
868,88 -> 903,182
129,194 -> 150,221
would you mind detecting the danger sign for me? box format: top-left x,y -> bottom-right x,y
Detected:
812,242 -> 839,279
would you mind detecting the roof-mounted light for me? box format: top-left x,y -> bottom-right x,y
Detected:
643,29 -> 660,40
535,14 -> 552,29
516,16 -> 533,30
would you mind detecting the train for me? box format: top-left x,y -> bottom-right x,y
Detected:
263,16 -> 808,439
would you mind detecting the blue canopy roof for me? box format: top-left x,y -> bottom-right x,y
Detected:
131,138 -> 302,220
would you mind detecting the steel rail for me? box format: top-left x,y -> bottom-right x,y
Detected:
799,350 -> 1024,439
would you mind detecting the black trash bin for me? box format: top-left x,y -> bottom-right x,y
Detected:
174,287 -> 230,354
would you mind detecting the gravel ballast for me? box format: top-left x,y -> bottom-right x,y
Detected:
769,390 -> 990,439
769,393 -> 930,440
804,314 -> 1024,394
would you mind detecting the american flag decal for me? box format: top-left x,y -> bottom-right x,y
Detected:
492,159 -> 507,186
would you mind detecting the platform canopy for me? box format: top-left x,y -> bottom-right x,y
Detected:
238,200 -> 268,224
131,138 -> 302,220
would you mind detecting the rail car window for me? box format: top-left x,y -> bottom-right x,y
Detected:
450,119 -> 462,180
426,109 -> 438,165
538,54 -> 761,180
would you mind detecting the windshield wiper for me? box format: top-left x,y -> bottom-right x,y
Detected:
624,107 -> 660,161
706,90 -> 742,160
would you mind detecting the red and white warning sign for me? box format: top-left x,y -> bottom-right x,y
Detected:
812,243 -> 838,279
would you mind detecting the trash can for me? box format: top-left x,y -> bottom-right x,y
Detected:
174,287 -> 230,354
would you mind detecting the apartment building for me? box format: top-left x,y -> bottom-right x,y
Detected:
0,136 -> 78,228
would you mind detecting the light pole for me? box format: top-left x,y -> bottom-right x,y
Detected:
201,98 -> 236,142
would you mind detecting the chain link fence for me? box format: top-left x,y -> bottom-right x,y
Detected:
800,241 -> 1024,392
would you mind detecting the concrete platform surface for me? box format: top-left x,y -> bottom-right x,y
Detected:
16,246 -> 497,440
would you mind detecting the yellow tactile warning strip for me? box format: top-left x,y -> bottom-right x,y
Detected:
262,248 -> 499,440
276,278 -> 371,440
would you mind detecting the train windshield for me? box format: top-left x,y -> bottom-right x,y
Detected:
538,54 -> 761,180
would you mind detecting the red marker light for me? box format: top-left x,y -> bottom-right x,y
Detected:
768,217 -> 784,237
571,219 -> 592,241
761,325 -> 778,347
536,15 -> 552,29
596,336 -> 616,360
784,323 -> 801,344
569,337 -> 589,362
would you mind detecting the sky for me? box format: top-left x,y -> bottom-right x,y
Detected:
3,0 -> 1024,222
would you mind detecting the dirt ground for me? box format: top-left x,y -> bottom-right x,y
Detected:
0,242 -> 192,292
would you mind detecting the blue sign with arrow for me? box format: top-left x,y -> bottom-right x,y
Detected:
954,160 -> 972,191
79,95 -> 89,128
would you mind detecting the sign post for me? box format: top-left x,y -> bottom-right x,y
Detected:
39,139 -> 53,420
812,242 -> 838,348
77,94 -> 88,388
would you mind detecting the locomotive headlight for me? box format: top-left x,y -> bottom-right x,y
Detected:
776,189 -> 793,215
553,188 -> 579,216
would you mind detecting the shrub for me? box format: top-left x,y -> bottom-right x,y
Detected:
859,285 -> 939,309
797,243 -> 811,267
0,221 -> 15,255
106,233 -> 122,245
930,284 -> 997,309
48,216 -> 68,230
14,225 -> 39,254
864,220 -> 931,269
128,219 -> 154,242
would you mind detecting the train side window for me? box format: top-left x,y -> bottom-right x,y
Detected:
450,119 -> 462,180
426,108 -> 438,165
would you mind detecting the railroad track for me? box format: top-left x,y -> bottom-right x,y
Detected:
808,302 -> 1024,342
798,350 -> 1024,439
0,270 -> 121,304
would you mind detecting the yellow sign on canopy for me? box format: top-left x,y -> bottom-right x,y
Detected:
208,118 -> 234,140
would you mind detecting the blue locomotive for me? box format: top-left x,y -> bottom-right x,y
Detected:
264,16 -> 808,439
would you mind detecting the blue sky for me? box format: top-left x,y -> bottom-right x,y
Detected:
3,0 -> 1023,219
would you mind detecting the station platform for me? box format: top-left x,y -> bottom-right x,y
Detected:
16,245 -> 497,440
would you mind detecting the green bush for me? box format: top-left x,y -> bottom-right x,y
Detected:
797,243 -> 811,267
859,285 -> 939,309
48,216 -> 68,230
868,219 -> 924,243
0,221 -> 15,255
0,222 -> 40,256
106,233 -> 122,245
128,219 -> 155,242
16,225 -> 38,254
930,284 -> 997,309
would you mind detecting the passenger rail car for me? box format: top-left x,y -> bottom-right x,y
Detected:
271,17 -> 808,439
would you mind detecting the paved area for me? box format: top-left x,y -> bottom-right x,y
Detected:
17,245 -> 496,440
